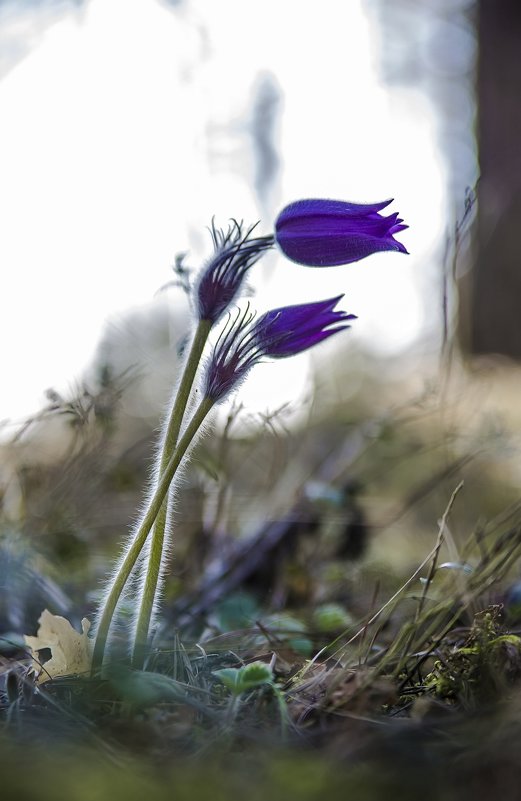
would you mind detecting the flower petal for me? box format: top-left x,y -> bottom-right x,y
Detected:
275,198 -> 408,267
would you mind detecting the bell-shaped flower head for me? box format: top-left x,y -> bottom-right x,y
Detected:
196,220 -> 274,324
275,198 -> 408,267
203,296 -> 355,403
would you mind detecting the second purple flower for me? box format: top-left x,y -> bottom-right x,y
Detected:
203,296 -> 355,403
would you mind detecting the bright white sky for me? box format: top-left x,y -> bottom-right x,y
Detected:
0,0 -> 447,428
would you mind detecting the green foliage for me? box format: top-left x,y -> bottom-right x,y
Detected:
312,603 -> 354,634
259,613 -> 313,656
213,661 -> 273,696
213,592 -> 260,630
108,668 -> 189,708
424,608 -> 521,706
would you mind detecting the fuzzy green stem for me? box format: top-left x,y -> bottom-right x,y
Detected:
131,319 -> 212,668
92,395 -> 215,674
162,319 -> 213,465
131,501 -> 170,669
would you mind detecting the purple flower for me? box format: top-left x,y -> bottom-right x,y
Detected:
196,220 -> 274,323
275,198 -> 408,267
203,296 -> 355,402
254,295 -> 356,358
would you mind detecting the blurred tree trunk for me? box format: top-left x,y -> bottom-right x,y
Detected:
469,0 -> 521,358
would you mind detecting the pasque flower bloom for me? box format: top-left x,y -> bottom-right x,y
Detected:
196,220 -> 274,323
204,296 -> 355,402
275,198 -> 408,267
254,295 -> 356,357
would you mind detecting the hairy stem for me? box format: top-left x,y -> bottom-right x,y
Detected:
92,395 -> 215,673
162,319 -> 213,465
131,319 -> 212,668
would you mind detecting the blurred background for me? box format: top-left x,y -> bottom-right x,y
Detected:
2,0 -> 521,636
0,0 -> 479,426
